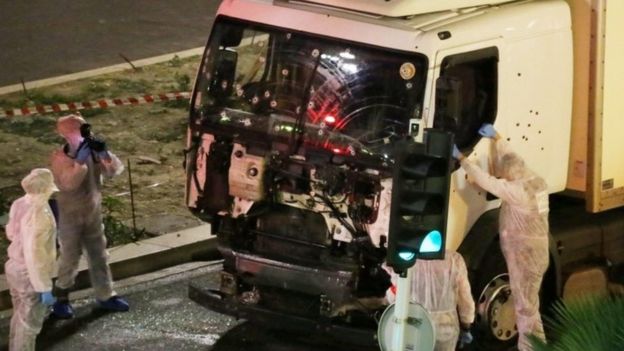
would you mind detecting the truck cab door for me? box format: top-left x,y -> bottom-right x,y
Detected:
431,44 -> 499,153
429,41 -> 502,251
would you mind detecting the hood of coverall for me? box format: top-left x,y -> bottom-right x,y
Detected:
21,168 -> 59,195
500,152 -> 530,181
56,114 -> 86,141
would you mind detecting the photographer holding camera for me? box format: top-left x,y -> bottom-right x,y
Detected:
74,122 -> 109,162
50,114 -> 129,318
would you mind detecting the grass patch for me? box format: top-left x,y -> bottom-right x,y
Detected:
102,195 -> 149,246
139,119 -> 187,143
0,192 -> 11,274
0,91 -> 86,110
0,191 -> 9,216
25,91 -> 83,105
0,236 -> 7,274
84,81 -> 110,95
167,55 -> 183,68
174,72 -> 191,92
163,99 -> 190,109
0,116 -> 60,144
111,78 -> 154,94
80,108 -> 111,118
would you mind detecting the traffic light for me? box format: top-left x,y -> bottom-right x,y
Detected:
386,129 -> 454,272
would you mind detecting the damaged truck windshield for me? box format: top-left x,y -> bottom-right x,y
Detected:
191,18 -> 427,162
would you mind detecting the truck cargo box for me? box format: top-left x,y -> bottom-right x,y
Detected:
566,0 -> 624,212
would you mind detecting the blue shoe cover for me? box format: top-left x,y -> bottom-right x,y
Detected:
52,301 -> 75,319
98,296 -> 130,312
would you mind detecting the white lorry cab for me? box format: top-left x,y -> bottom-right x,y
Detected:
185,0 -> 624,349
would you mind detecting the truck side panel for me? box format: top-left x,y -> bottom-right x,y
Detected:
592,0 -> 624,211
567,0 -> 624,212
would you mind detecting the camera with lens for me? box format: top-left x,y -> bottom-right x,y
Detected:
80,123 -> 107,153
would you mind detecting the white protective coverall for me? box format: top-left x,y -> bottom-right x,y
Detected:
5,169 -> 58,351
387,251 -> 475,351
460,139 -> 549,351
50,115 -> 124,301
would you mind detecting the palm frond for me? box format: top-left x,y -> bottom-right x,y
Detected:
529,295 -> 624,351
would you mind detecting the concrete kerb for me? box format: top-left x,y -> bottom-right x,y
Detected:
0,47 -> 204,96
0,224 -> 218,311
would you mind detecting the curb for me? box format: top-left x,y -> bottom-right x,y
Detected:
0,91 -> 191,119
0,47 -> 204,96
0,224 -> 219,311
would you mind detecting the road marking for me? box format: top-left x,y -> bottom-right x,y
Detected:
0,46 -> 205,96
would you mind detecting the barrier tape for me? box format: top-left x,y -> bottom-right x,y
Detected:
0,91 -> 191,119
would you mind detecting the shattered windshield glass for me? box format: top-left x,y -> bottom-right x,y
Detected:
191,17 -> 427,160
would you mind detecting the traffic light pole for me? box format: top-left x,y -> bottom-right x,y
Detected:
391,269 -> 412,351
384,130 -> 453,350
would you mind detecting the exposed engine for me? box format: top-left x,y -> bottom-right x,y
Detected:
186,132 -> 393,322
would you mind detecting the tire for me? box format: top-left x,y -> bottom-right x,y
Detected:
471,241 -> 518,351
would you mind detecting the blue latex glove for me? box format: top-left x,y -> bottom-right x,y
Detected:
452,144 -> 462,160
478,123 -> 497,138
40,291 -> 56,306
458,330 -> 473,348
75,144 -> 92,164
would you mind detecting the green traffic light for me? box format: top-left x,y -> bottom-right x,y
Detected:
419,230 -> 443,253
398,251 -> 416,261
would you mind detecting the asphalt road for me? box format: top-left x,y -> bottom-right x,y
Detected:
0,0 -> 220,87
0,260 -> 614,350
0,262 -> 376,351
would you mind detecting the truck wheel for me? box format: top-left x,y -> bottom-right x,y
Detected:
473,242 -> 517,351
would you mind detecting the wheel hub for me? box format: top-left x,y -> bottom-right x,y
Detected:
477,273 -> 518,341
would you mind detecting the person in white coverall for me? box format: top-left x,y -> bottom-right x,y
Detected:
5,168 -> 59,351
454,123 -> 549,351
386,251 -> 475,351
50,114 -> 129,318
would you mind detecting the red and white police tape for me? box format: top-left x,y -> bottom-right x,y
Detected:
0,91 -> 191,118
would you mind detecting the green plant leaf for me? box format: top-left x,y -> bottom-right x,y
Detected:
530,295 -> 624,351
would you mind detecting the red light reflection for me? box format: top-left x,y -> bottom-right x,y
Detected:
308,99 -> 341,129
324,115 -> 336,124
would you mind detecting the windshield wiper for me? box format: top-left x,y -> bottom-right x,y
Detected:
289,51 -> 322,155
